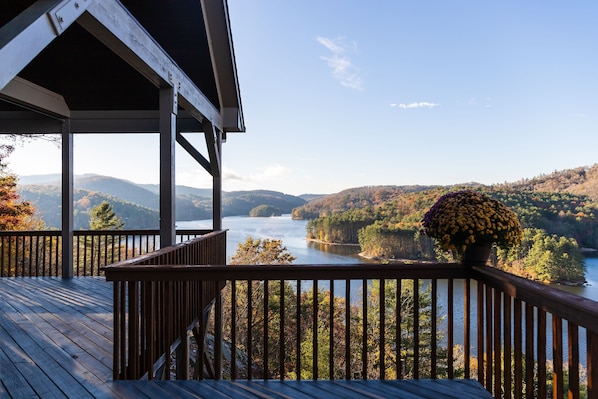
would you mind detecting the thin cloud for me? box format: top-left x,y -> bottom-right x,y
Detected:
391,102 -> 439,109
316,36 -> 363,90
224,164 -> 292,185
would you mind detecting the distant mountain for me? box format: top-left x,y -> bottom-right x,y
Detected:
76,175 -> 159,209
20,184 -> 158,229
17,174 -> 306,229
140,184 -> 213,198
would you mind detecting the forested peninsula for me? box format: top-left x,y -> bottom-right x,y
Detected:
292,165 -> 598,285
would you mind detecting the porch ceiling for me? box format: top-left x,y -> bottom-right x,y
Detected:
0,0 -> 244,133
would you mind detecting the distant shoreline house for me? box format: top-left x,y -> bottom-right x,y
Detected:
0,0 -> 244,276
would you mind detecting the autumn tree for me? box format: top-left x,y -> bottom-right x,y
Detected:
0,145 -> 36,230
0,144 -> 45,276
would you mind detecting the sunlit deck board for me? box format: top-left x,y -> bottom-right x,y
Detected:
0,277 -> 492,399
108,379 -> 493,398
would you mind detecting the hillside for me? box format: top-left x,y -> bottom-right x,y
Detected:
17,175 -> 306,229
292,185 -> 437,220
505,164 -> 598,200
21,185 -> 158,229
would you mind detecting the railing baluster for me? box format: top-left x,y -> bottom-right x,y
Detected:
514,298 -> 523,399
477,280 -> 485,386
231,280 -> 237,380
214,281 -> 222,380
280,279 -> 285,380
413,278 -> 419,379
248,279 -> 253,380
431,279 -> 437,379
313,279 -> 318,380
588,330 -> 598,399
345,279 -> 351,380
362,278 -> 367,380
330,279 -> 335,380
485,285 -> 493,392
396,279 -> 402,379
380,278 -> 385,380
504,294 -> 512,399
569,323 -> 580,399
493,288 -> 501,398
525,303 -> 535,399
264,280 -> 269,379
447,278 -> 454,379
296,279 -> 301,380
552,316 -> 564,399
537,309 -> 547,399
464,278 -> 471,379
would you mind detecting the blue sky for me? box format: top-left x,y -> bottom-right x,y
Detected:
7,1 -> 598,195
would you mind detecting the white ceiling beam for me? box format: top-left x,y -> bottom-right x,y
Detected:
0,0 -> 92,92
78,0 -> 223,131
0,76 -> 70,118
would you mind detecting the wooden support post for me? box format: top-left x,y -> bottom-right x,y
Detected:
61,120 -> 73,278
160,86 -> 177,247
203,120 -> 222,231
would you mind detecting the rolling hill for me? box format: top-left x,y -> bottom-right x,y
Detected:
17,175 -> 306,229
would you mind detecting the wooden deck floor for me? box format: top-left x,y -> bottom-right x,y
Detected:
0,277 -> 492,398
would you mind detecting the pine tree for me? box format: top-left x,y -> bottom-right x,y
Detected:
89,201 -> 124,230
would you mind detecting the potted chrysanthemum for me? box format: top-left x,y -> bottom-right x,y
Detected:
421,190 -> 522,264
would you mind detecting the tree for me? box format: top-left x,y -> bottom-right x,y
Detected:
218,237 -> 297,378
249,205 -> 281,217
89,201 -> 124,230
0,145 -> 36,230
0,145 -> 45,276
230,237 -> 295,265
82,201 -> 124,273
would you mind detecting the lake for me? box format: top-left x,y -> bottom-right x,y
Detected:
178,214 -> 598,301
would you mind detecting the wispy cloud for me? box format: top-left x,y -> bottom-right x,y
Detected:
390,102 -> 439,109
316,36 -> 363,90
223,164 -> 292,186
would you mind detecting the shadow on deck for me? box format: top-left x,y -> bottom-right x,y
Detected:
0,277 -> 490,398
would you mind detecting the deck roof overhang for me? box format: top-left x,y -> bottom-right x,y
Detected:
0,0 -> 244,134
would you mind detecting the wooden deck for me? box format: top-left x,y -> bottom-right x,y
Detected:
0,277 -> 492,398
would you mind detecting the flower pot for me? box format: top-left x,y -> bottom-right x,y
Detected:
461,244 -> 492,265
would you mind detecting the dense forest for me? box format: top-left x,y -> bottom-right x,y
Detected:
293,165 -> 598,284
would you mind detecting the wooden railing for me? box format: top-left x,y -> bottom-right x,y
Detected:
102,230 -> 227,380
103,253 -> 598,398
0,229 -> 211,277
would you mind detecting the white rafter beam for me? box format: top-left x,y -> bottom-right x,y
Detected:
0,76 -> 70,118
0,0 -> 92,92
78,0 -> 223,130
